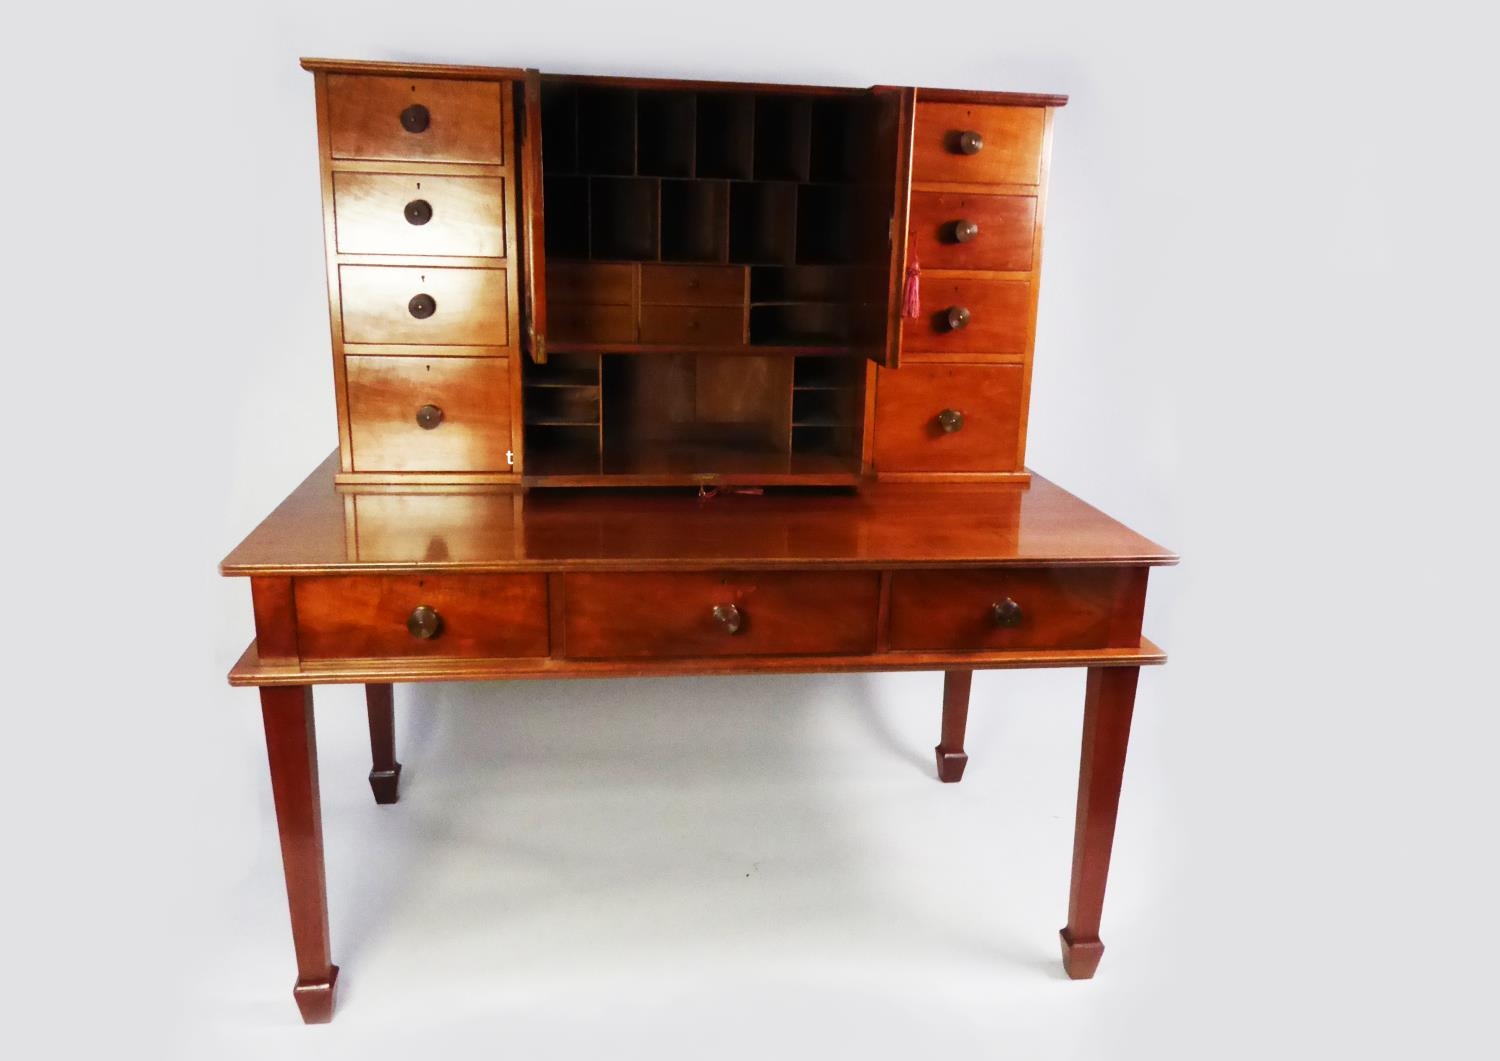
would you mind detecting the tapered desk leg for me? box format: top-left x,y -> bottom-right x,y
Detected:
1059,666 -> 1139,980
365,683 -> 402,805
934,669 -> 973,782
261,685 -> 339,1023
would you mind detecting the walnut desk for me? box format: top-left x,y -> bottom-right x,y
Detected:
222,451 -> 1175,1022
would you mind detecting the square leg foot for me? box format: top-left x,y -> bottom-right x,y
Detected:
368,763 -> 402,805
1059,929 -> 1105,979
292,965 -> 339,1024
935,746 -> 969,783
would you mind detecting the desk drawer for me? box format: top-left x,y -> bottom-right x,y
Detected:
333,173 -> 506,258
911,102 -> 1046,186
326,74 -> 504,165
547,262 -> 634,305
902,277 -> 1031,357
906,191 -> 1036,273
563,572 -> 880,658
874,364 -> 1023,473
887,568 -> 1145,652
550,302 -> 636,343
340,265 -> 509,347
346,355 -> 512,472
295,574 -> 547,660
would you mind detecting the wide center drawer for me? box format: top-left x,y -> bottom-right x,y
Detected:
562,572 -> 881,658
333,173 -> 507,257
295,574 -> 547,660
887,568 -> 1145,652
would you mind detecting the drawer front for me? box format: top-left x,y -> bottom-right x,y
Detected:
887,568 -> 1145,652
326,74 -> 504,164
340,265 -> 508,347
550,302 -> 636,343
333,173 -> 506,258
295,574 -> 547,660
346,355 -> 512,472
907,192 -> 1037,272
547,262 -> 634,305
874,364 -> 1023,472
902,277 -> 1032,356
911,103 -> 1046,186
639,304 -> 743,345
563,572 -> 881,658
641,264 -> 745,306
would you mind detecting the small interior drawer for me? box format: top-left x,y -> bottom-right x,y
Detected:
346,355 -> 512,472
550,302 -> 636,343
911,103 -> 1046,186
294,573 -> 547,659
886,568 -> 1145,652
640,264 -> 745,306
326,74 -> 504,164
339,265 -> 508,347
906,191 -> 1037,273
874,363 -> 1023,473
547,262 -> 635,305
333,173 -> 507,258
901,277 -> 1032,357
639,304 -> 743,345
562,572 -> 881,658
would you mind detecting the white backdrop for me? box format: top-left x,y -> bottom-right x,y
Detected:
6,1 -> 1496,1058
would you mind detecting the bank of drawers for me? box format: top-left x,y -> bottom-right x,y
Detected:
318,72 -> 515,476
285,565 -> 1140,663
876,97 -> 1049,478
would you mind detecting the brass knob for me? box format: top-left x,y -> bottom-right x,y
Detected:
408,293 -> 437,319
400,104 -> 430,133
952,219 -> 980,243
712,603 -> 743,634
937,408 -> 964,433
991,598 -> 1022,628
416,404 -> 444,430
404,198 -> 433,225
957,130 -> 984,155
945,305 -> 971,331
407,604 -> 443,640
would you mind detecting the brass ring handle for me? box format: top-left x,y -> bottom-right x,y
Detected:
400,104 -> 430,133
937,408 -> 964,433
952,219 -> 980,243
404,198 -> 433,225
990,598 -> 1023,628
408,293 -> 437,319
946,305 -> 971,331
407,604 -> 443,640
415,404 -> 444,430
712,603 -> 743,634
957,130 -> 984,155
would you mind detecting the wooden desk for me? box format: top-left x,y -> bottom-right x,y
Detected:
222,452 -> 1174,1022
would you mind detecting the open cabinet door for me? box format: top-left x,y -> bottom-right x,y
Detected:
862,86 -> 915,368
518,69 -> 548,364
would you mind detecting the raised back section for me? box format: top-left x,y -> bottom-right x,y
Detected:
299,59 -> 1063,489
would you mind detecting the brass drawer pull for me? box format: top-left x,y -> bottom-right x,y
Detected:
945,305 -> 971,331
400,104 -> 430,133
991,597 -> 1023,628
952,219 -> 980,243
415,404 -> 444,430
408,293 -> 437,319
404,198 -> 433,225
956,130 -> 984,155
407,604 -> 443,640
937,408 -> 964,433
712,603 -> 743,634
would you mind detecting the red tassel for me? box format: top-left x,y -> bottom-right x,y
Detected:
902,258 -> 921,319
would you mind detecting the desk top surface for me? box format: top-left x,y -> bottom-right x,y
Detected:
221,453 -> 1176,576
